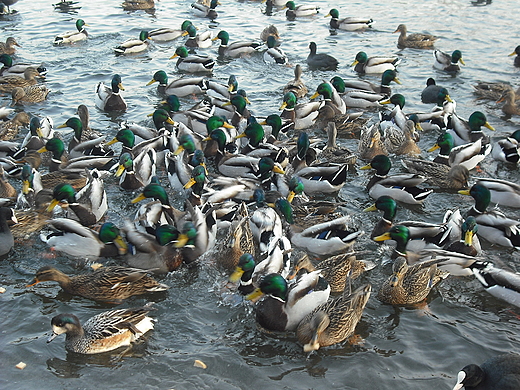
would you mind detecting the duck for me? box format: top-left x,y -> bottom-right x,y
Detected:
184,24 -> 212,49
0,67 -> 43,93
497,87 -> 520,116
401,158 -> 469,190
377,256 -> 449,305
361,154 -> 433,204
420,78 -> 448,104
212,30 -> 262,59
351,51 -> 399,74
116,150 -> 156,190
0,54 -> 47,77
219,204 -> 256,271
0,111 -> 30,141
121,0 -> 155,10
0,164 -> 16,197
95,74 -> 127,112
433,49 -> 464,72
249,189 -> 284,254
279,91 -> 321,130
114,30 -> 150,55
0,37 -> 20,55
380,118 -> 421,156
263,35 -> 288,65
459,184 -> 520,249
453,354 -> 520,390
307,42 -> 338,71
447,111 -> 495,147
394,24 -> 437,49
0,207 -> 16,256
325,8 -> 373,31
245,271 -> 331,332
229,253 -> 258,295
11,85 -> 49,105
47,306 -> 155,354
492,130 -> 520,163
53,19 -> 88,45
333,69 -> 401,97
288,252 -> 374,293
310,81 -> 346,115
473,82 -> 520,101
170,46 -> 215,73
473,178 -> 520,208
442,209 -> 482,256
428,132 -> 491,171
358,123 -> 388,161
147,71 -> 207,97
509,45 -> 520,67
148,20 -> 193,43
283,0 -> 319,19
283,64 -> 308,98
28,265 -> 169,303
296,284 -> 372,352
469,261 -> 520,308
191,0 -> 219,19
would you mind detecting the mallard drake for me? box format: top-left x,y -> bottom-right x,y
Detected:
121,0 -> 155,10
116,150 -> 156,190
433,49 -> 464,72
250,189 -> 283,254
147,71 -> 206,97
47,306 -> 155,354
0,67 -> 43,93
288,252 -> 374,293
11,85 -> 49,105
453,354 -> 520,390
283,64 -> 308,98
469,261 -> 520,308
401,158 -> 469,190
54,117 -> 106,157
95,74 -> 127,112
325,8 -> 372,31
184,24 -> 212,49
114,30 -> 150,55
428,132 -> 491,171
459,184 -> 520,249
0,111 -> 30,141
0,54 -> 47,77
497,87 -> 520,116
394,24 -> 437,49
191,0 -> 219,19
54,19 -> 88,45
420,78 -> 450,104
307,42 -> 338,71
290,215 -> 364,257
40,218 -> 126,259
310,81 -> 347,115
351,51 -> 399,74
492,130 -> 520,163
296,283 -> 371,352
279,91 -> 321,130
0,207 -> 16,256
442,209 -> 481,256
148,20 -> 193,43
229,253 -> 257,294
170,46 -> 215,73
246,271 -> 330,331
283,0 -> 319,19
0,37 -> 20,55
361,154 -> 433,204
474,178 -> 520,208
334,70 -> 400,97
212,30 -> 262,59
509,45 -> 520,67
263,35 -> 288,65
377,256 -> 449,305
446,111 -> 495,147
28,265 -> 168,303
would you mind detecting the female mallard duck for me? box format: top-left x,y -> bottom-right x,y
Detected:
212,30 -> 262,59
148,20 -> 193,43
358,123 -> 388,161
380,118 -> 421,156
95,74 -> 127,112
0,111 -> 30,141
288,252 -> 374,293
219,204 -> 256,271
191,0 -> 219,19
459,184 -> 520,249
428,132 -> 490,171
263,35 -> 288,65
260,24 -> 280,43
351,51 -> 399,74
325,9 -> 372,31
116,150 -> 156,190
377,256 -> 449,305
497,87 -> 520,116
0,67 -> 43,93
121,0 -> 155,10
447,111 -> 495,147
394,24 -> 437,49
361,154 -> 433,204
114,30 -> 150,55
170,46 -> 215,73
492,130 -> 520,163
433,49 -> 464,72
0,37 -> 20,55
473,82 -> 520,101
510,45 -> 520,67
147,71 -> 206,97
184,23 -> 212,49
40,219 -> 126,259
54,19 -> 88,45
0,165 -> 16,198
279,91 -> 321,130
453,354 -> 520,390
283,64 -> 308,98
283,1 -> 319,19
401,158 -> 469,190
47,306 -> 155,354
11,85 -> 49,104
474,178 -> 520,208
0,207 -> 16,256
28,265 -> 168,303
246,271 -> 330,332
296,283 -> 371,352
307,42 -> 338,71
0,54 -> 47,77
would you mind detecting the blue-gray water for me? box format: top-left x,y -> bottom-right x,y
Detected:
1,0 -> 520,389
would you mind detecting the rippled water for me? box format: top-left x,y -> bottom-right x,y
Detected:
1,0 -> 520,389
